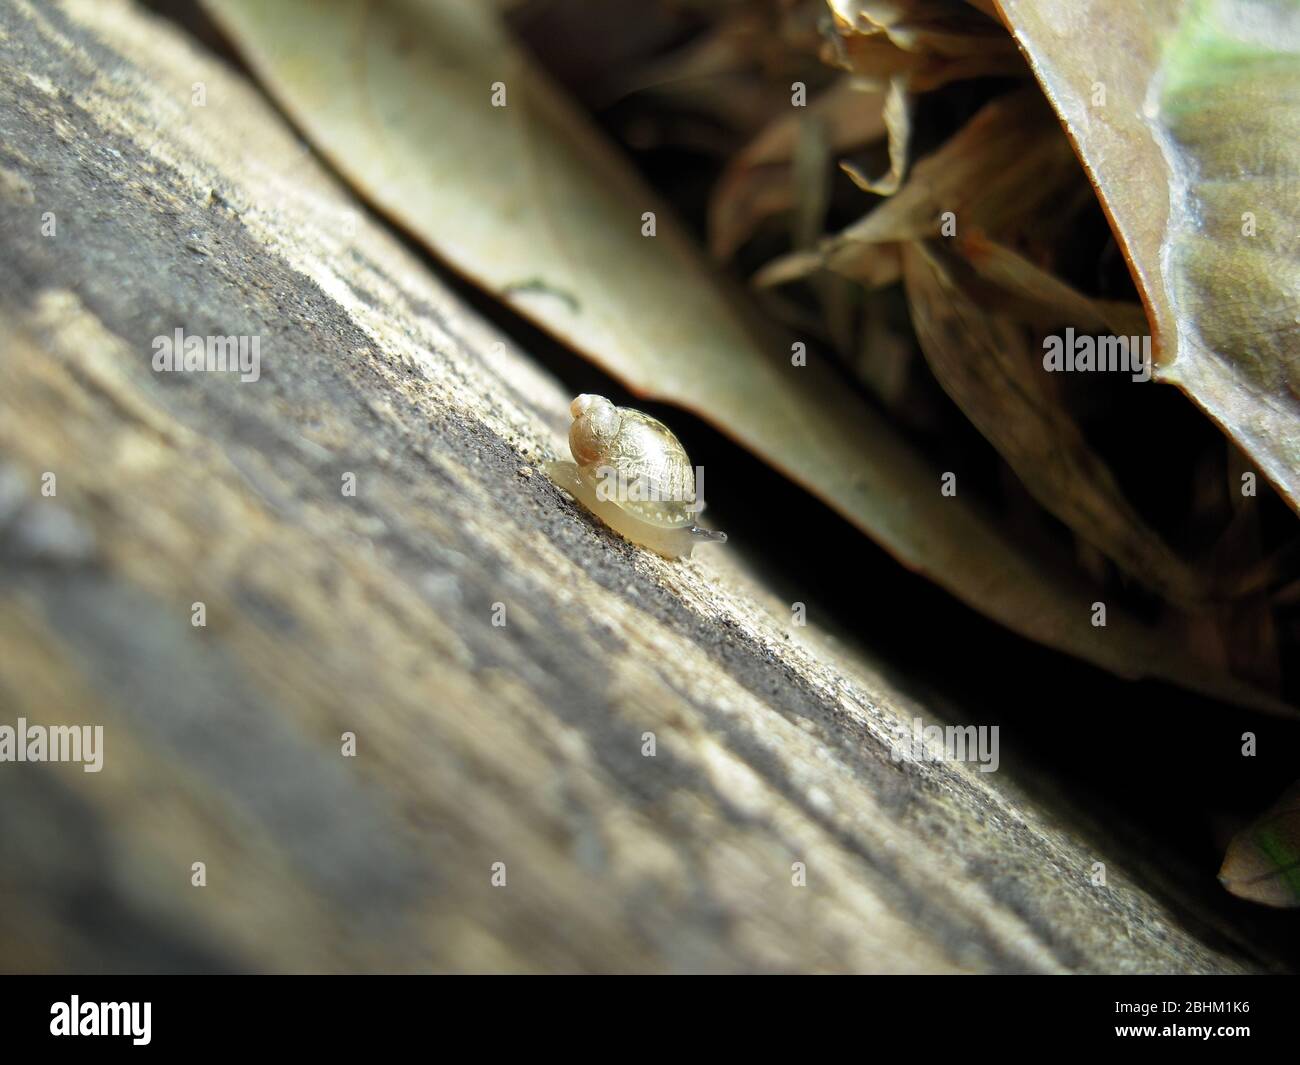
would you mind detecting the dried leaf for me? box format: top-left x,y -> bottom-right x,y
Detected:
838,75 -> 910,196
726,76 -> 889,171
758,89 -> 1081,283
710,164 -> 800,260
953,233 -> 1148,337
1220,783 -> 1300,907
1204,448 -> 1283,688
605,5 -> 827,142
791,108 -> 834,250
995,0 -> 1300,514
826,0 -> 1025,89
902,240 -> 1210,605
710,77 -> 888,258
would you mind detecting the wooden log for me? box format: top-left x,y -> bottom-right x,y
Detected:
0,0 -> 1269,972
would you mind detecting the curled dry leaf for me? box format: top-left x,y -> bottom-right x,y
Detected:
757,89 -> 1081,285
710,77 -> 888,258
203,0 -> 1290,712
1220,783 -> 1300,907
825,0 -> 1026,90
995,0 -> 1300,515
838,75 -> 911,196
902,240 -> 1210,606
953,233 -> 1148,337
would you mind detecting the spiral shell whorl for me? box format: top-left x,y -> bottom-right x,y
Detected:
568,394 -> 622,468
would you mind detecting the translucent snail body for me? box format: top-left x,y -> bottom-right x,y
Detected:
545,394 -> 727,560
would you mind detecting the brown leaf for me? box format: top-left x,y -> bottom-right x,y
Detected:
902,240 -> 1210,606
838,75 -> 910,196
826,0 -> 1025,90
1220,783 -> 1300,907
757,89 -> 1081,283
995,0 -> 1300,515
953,233 -> 1148,337
607,8 -> 821,141
710,77 -> 888,258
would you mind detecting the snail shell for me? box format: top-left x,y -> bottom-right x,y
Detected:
545,394 -> 727,559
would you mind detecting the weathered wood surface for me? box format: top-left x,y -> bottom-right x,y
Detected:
0,0 -> 1275,972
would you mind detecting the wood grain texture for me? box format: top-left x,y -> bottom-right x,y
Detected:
0,0 -> 1270,972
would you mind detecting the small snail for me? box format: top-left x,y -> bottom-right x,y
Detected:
544,394 -> 727,559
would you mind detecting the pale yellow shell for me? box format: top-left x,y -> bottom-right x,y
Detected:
546,394 -> 726,559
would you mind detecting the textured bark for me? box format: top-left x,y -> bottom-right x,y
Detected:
0,0 -> 1271,972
